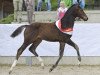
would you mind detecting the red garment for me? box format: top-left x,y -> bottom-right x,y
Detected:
56,20 -> 73,35
57,7 -> 68,20
58,11 -> 66,19
57,20 -> 73,32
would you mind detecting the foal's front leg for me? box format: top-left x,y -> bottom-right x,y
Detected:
49,42 -> 65,72
67,39 -> 81,63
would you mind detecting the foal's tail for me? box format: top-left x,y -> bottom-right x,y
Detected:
11,25 -> 28,38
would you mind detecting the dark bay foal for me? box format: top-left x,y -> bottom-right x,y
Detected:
9,4 -> 88,74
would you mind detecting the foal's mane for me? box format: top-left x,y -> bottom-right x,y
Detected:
66,4 -> 80,15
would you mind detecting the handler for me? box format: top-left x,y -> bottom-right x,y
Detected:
13,0 -> 23,23
25,0 -> 34,24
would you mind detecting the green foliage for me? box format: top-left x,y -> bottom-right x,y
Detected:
35,0 -> 58,11
0,14 -> 14,24
51,0 -> 58,11
85,0 -> 94,9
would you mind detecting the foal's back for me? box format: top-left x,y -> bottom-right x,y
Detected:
29,22 -> 60,41
25,22 -> 71,42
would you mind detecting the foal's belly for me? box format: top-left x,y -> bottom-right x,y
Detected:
44,35 -> 72,42
40,31 -> 72,42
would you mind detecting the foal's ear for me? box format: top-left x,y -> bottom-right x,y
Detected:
76,4 -> 81,8
75,4 -> 80,9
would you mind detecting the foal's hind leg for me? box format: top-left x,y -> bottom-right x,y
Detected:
29,39 -> 44,68
9,42 -> 30,74
49,42 -> 65,72
67,39 -> 81,63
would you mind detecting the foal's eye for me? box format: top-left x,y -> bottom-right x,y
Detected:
78,9 -> 82,12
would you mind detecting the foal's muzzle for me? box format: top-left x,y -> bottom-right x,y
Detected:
83,16 -> 88,21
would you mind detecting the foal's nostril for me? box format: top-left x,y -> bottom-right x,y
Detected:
84,16 -> 88,21
87,17 -> 88,20
85,17 -> 88,21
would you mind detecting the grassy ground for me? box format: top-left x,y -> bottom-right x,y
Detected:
0,14 -> 14,24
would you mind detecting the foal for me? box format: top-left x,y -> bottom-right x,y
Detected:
9,4 -> 88,74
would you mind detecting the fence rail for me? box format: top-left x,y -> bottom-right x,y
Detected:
14,10 -> 100,23
1,56 -> 100,66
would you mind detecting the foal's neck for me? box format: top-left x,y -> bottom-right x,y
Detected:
61,13 -> 75,29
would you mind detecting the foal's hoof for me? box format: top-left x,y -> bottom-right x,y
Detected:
9,70 -> 12,75
78,57 -> 81,62
49,65 -> 55,72
41,63 -> 44,69
78,61 -> 81,66
49,68 -> 53,72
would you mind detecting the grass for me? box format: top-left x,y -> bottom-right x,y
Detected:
0,14 -> 14,24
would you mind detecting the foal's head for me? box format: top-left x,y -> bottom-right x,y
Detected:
71,4 -> 88,21
61,4 -> 88,29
